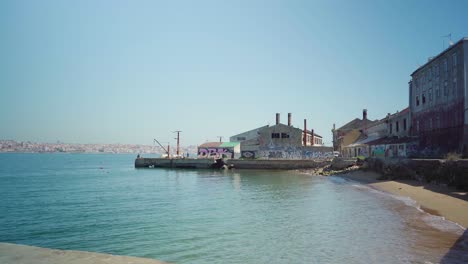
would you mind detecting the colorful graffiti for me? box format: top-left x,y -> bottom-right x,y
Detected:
371,145 -> 385,158
198,148 -> 234,159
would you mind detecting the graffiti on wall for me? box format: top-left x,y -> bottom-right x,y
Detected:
256,147 -> 333,160
371,145 -> 385,158
241,151 -> 256,159
198,148 -> 234,159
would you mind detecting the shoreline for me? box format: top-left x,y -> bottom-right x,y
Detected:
0,242 -> 169,264
337,170 -> 468,229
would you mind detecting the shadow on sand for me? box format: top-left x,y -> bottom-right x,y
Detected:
390,179 -> 468,202
441,229 -> 468,263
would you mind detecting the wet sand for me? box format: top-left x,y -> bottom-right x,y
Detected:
340,170 -> 468,228
0,243 -> 169,264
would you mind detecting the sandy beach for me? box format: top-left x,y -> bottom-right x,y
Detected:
340,170 -> 468,229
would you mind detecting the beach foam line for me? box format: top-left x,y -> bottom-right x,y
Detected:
0,242 -> 170,264
339,177 -> 467,234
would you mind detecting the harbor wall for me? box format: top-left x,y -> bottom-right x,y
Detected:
135,158 -> 329,170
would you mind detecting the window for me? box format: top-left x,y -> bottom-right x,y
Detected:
403,119 -> 407,131
389,123 -> 393,134
396,121 -> 399,132
237,137 -> 246,141
444,81 -> 448,96
429,88 -> 433,102
281,133 -> 289,138
444,59 -> 448,73
416,96 -> 420,106
428,68 -> 432,81
271,133 -> 280,138
453,79 -> 457,97
453,53 -> 457,68
422,94 -> 426,104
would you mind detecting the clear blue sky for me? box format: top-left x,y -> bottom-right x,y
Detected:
1,0 -> 467,146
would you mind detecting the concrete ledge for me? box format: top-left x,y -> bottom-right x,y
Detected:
0,243 -> 168,264
228,159 -> 329,169
135,158 -> 330,170
135,158 -> 215,169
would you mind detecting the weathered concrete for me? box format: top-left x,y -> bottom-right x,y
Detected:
228,159 -> 329,170
135,158 -> 215,169
135,158 -> 330,170
0,243 -> 168,264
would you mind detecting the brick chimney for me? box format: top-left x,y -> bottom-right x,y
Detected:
311,129 -> 315,146
363,109 -> 368,120
288,113 -> 292,126
276,113 -> 280,125
303,119 -> 307,146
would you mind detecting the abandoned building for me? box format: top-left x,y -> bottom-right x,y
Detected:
334,37 -> 468,158
409,37 -> 468,156
230,113 -> 332,159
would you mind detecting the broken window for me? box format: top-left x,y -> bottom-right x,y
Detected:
271,133 -> 280,138
281,133 -> 289,138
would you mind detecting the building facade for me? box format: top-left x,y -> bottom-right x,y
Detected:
386,107 -> 411,138
332,109 -> 378,154
342,108 -> 415,159
409,38 -> 468,156
231,113 -> 331,159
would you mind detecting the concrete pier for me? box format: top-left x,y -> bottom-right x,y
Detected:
135,158 -> 329,170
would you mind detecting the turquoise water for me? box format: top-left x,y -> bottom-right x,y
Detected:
0,153 -> 466,263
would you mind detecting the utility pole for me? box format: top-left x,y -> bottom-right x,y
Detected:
173,131 -> 182,156
217,136 -> 223,143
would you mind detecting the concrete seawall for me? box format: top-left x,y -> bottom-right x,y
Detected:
0,243 -> 168,264
135,158 -> 329,170
365,158 -> 468,190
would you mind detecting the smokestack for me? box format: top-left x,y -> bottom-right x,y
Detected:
288,113 -> 292,126
363,109 -> 368,120
311,129 -> 315,146
276,113 -> 280,125
303,119 -> 307,146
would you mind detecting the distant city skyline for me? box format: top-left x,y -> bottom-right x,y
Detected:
1,0 -> 467,146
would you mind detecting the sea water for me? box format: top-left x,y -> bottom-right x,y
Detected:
0,153 -> 466,263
